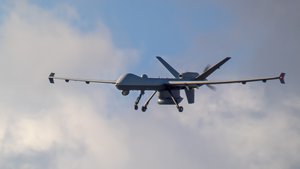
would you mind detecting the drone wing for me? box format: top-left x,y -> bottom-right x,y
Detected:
169,73 -> 285,86
48,73 -> 116,84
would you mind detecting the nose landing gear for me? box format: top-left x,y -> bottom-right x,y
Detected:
134,90 -> 144,110
133,91 -> 157,112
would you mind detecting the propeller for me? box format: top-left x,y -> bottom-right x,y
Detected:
207,84 -> 216,91
204,64 -> 211,72
203,64 -> 216,91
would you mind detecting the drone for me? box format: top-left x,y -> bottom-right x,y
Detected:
49,56 -> 285,112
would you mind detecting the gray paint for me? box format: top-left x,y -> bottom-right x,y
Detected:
49,57 -> 284,112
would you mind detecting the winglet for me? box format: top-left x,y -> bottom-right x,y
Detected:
49,72 -> 55,84
279,72 -> 285,84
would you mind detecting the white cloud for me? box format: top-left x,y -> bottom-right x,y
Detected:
0,1 -> 134,169
0,1 -> 299,169
172,85 -> 300,169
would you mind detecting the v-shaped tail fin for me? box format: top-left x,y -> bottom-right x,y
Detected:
156,56 -> 180,78
195,57 -> 231,80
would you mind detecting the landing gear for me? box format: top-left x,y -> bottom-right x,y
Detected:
167,89 -> 184,112
140,91 -> 157,112
141,106 -> 147,112
134,90 -> 144,110
132,90 -> 183,112
178,106 -> 184,112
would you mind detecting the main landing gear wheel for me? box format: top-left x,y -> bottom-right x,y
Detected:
141,106 -> 147,112
167,89 -> 184,113
134,105 -> 138,110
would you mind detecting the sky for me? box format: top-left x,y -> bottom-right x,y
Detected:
0,0 -> 299,169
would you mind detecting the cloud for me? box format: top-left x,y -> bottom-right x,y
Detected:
0,1 -> 135,169
175,1 -> 300,168
0,1 -> 299,169
221,0 -> 300,91
181,0 -> 300,84
175,85 -> 300,169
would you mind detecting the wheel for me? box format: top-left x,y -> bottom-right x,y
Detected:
121,90 -> 129,96
134,105 -> 138,110
178,106 -> 184,112
141,106 -> 147,112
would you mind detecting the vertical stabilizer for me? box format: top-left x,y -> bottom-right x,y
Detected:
185,88 -> 195,104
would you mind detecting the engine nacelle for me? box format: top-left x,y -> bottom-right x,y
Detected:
121,90 -> 130,96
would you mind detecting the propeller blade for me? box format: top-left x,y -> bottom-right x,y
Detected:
204,64 -> 211,72
207,84 -> 216,91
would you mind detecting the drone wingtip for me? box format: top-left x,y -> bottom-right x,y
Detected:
279,72 -> 285,84
49,72 -> 55,84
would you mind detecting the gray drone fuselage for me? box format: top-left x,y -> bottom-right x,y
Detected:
115,73 -> 198,104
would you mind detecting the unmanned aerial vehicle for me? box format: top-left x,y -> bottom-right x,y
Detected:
49,56 -> 285,112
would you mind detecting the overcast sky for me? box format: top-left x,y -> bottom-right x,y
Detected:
0,0 -> 299,169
